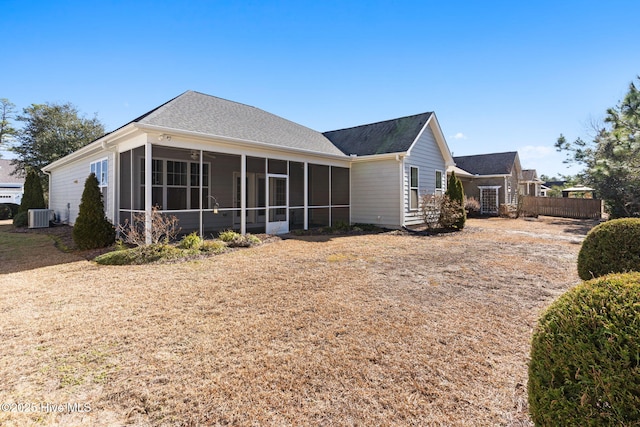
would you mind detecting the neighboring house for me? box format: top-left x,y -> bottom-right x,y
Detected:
0,159 -> 24,205
520,169 -> 543,197
449,151 -> 522,215
42,91 -> 454,237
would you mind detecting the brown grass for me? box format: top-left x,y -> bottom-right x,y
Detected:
0,217 -> 597,426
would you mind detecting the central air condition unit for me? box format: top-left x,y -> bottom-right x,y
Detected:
28,209 -> 53,228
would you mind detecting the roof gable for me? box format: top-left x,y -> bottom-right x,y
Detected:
322,112 -> 433,156
134,91 -> 345,156
453,151 -> 519,175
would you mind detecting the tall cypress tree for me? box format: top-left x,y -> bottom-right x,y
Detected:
19,170 -> 46,213
72,173 -> 115,249
446,171 -> 466,230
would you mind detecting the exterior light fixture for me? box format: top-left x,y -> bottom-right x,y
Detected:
208,195 -> 220,214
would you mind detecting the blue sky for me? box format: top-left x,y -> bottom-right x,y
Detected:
2,0 -> 639,178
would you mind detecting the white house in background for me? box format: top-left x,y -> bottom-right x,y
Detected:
42,91 -> 454,237
0,159 -> 24,205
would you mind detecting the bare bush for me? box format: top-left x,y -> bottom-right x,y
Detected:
117,207 -> 181,246
465,197 -> 481,216
420,194 -> 464,230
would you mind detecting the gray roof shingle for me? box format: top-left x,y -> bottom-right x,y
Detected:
453,151 -> 518,175
323,112 -> 433,156
0,159 -> 24,184
133,91 -> 345,156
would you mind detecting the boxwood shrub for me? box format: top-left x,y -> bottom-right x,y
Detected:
577,218 -> 640,280
528,272 -> 640,426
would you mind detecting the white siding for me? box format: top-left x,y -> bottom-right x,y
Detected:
404,125 -> 448,226
49,152 -> 115,225
351,158 -> 401,228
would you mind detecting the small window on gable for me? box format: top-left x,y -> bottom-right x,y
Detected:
410,166 -> 419,211
435,170 -> 443,194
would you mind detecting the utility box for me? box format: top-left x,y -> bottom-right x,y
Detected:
28,209 -> 53,228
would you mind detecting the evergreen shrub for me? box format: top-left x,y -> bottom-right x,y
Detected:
528,272 -> 640,426
577,218 -> 640,280
72,173 -> 115,249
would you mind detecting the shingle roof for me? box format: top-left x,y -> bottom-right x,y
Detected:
522,169 -> 539,181
453,151 -> 518,175
322,112 -> 433,156
132,91 -> 345,156
0,159 -> 24,184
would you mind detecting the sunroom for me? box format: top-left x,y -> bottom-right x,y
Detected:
117,144 -> 350,238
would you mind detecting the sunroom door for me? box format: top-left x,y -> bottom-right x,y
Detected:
266,174 -> 288,234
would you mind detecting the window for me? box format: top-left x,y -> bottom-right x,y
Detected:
90,159 -> 108,188
140,158 -> 209,210
410,166 -> 419,210
90,158 -> 108,209
435,170 -> 444,194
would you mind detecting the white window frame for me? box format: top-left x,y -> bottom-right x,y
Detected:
90,158 -> 108,190
140,157 -> 210,210
435,170 -> 444,194
409,166 -> 419,211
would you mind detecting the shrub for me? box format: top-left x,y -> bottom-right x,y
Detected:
117,207 -> 181,246
18,170 -> 46,214
420,194 -> 464,230
445,171 -> 466,229
218,229 -> 240,242
464,197 -> 480,216
577,218 -> 640,280
72,173 -> 115,250
528,272 -> 640,426
12,211 -> 28,227
201,240 -> 227,254
178,232 -> 203,250
227,233 -> 261,248
0,204 -> 11,220
94,244 -> 184,265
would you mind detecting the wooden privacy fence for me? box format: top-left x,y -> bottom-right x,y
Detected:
521,196 -> 603,219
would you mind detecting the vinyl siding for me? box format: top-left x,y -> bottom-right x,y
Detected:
351,158 -> 401,228
48,152 -> 115,224
404,125 -> 447,225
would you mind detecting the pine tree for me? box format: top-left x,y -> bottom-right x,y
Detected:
72,173 -> 115,249
445,171 -> 466,230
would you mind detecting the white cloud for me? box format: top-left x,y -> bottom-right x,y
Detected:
451,132 -> 467,140
518,145 -> 553,160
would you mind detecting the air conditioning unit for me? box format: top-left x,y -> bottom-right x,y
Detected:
28,209 -> 53,228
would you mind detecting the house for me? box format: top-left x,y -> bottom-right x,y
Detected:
0,159 -> 24,205
449,151 -> 522,215
42,91 -> 454,238
520,169 -> 543,197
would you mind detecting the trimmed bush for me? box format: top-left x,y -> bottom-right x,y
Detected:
528,273 -> 640,426
0,204 -> 11,220
18,170 -> 46,214
72,173 -> 115,249
577,218 -> 640,280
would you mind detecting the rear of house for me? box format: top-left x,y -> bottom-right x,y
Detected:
43,91 -> 454,237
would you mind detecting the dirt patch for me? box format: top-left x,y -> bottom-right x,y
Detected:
0,217 -> 594,426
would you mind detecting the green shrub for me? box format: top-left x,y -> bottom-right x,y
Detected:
445,171 -> 466,229
18,170 -> 45,214
94,244 -> 184,265
72,174 -> 115,250
178,232 -> 203,250
218,229 -> 240,242
577,218 -> 640,280
12,211 -> 28,227
0,204 -> 11,220
528,273 -> 640,426
200,240 -> 227,254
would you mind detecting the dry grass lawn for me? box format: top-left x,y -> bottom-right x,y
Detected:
0,217 -> 596,426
